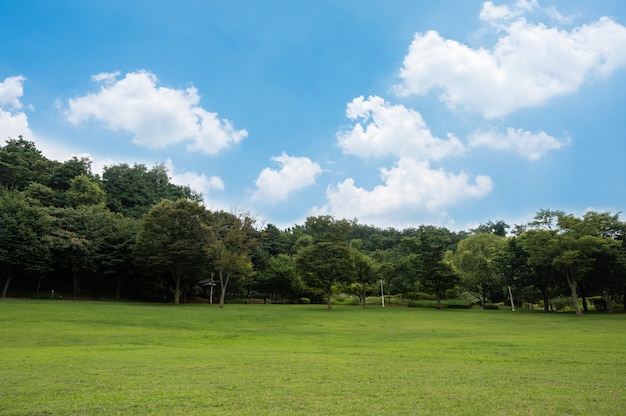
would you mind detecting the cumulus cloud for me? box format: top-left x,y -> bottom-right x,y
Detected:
338,95 -> 465,160
313,157 -> 492,227
468,127 -> 569,160
252,153 -> 322,203
393,10 -> 626,118
65,70 -> 247,154
165,159 -> 224,200
0,76 -> 34,140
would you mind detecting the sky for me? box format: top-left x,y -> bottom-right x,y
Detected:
2,0 -> 626,231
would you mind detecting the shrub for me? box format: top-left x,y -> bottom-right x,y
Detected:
483,303 -> 499,310
444,300 -> 474,309
407,300 -> 439,309
298,297 -> 311,304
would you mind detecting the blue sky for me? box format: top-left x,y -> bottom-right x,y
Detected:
2,0 -> 626,230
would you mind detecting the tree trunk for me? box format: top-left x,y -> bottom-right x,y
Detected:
219,270 -> 229,309
436,292 -> 442,310
580,283 -> 589,312
36,273 -> 44,293
173,273 -> 181,305
73,270 -> 81,298
2,274 -> 12,299
541,288 -> 550,313
327,286 -> 332,310
566,274 -> 582,317
115,275 -> 123,300
361,281 -> 366,308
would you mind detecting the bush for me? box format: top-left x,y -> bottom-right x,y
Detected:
590,297 -> 607,311
405,292 -> 436,300
407,300 -> 439,309
31,291 -> 62,300
444,300 -> 474,309
483,303 -> 499,310
298,297 -> 311,304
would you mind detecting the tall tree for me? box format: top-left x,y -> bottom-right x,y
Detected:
296,216 -> 355,309
351,246 -> 378,308
205,210 -> 257,308
134,199 -> 209,304
0,137 -> 52,190
552,212 -> 621,316
452,233 -> 506,308
415,226 -> 459,309
0,188 -> 51,298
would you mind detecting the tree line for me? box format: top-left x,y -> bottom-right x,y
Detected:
1,137 -> 625,314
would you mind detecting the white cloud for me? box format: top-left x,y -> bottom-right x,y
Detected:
468,127 -> 569,160
252,153 -> 322,203
480,1 -> 573,26
393,12 -> 626,118
0,76 -> 34,140
313,157 -> 492,227
165,159 -> 224,201
338,95 -> 465,160
65,70 -> 247,154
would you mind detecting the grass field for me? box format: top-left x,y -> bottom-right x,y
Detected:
1,300 -> 625,415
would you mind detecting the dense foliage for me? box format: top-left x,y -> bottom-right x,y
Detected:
1,138 -> 625,313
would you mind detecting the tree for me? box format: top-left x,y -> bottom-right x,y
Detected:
296,216 -> 355,309
66,174 -> 106,207
134,199 -> 209,304
0,188 -> 51,298
552,212 -> 621,317
102,163 -> 201,218
452,233 -> 506,308
351,246 -> 378,308
414,226 -> 459,309
258,254 -> 301,302
0,137 -> 52,190
205,210 -> 257,308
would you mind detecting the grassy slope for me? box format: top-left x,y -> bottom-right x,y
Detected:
0,300 -> 625,415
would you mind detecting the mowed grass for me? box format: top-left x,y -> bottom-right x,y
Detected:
1,301 -> 625,415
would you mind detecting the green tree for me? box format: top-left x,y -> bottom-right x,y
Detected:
415,226 -> 459,309
205,210 -> 257,308
0,137 -> 52,190
66,174 -> 106,207
351,246 -> 378,308
552,212 -> 621,316
258,253 -> 301,302
0,188 -> 51,298
102,163 -> 201,218
134,199 -> 209,304
296,216 -> 355,309
452,233 -> 506,308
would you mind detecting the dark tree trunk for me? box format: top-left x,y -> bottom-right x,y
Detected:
361,281 -> 367,308
173,273 -> 181,305
580,283 -> 589,312
540,288 -> 550,313
2,274 -> 12,299
436,292 -> 442,310
327,286 -> 332,310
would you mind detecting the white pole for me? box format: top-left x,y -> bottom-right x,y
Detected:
508,286 -> 515,312
380,279 -> 385,308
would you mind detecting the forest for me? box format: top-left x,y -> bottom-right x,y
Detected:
1,137 -> 625,316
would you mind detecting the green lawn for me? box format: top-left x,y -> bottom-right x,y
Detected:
1,300 -> 625,415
